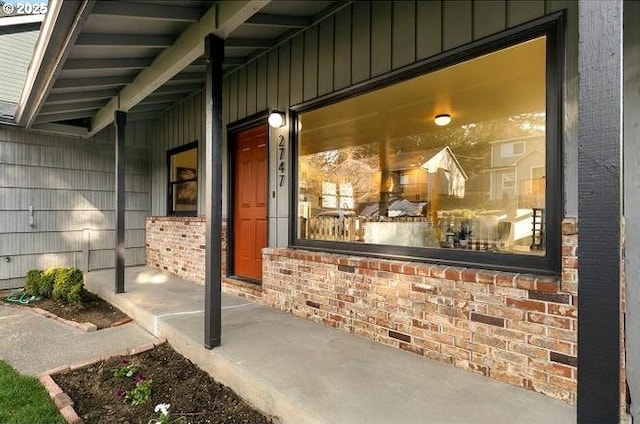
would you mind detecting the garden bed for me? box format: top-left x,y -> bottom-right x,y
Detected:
54,343 -> 272,424
1,289 -> 129,329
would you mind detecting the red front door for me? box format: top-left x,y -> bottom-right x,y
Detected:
233,125 -> 268,281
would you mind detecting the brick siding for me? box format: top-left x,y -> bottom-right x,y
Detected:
146,217 -> 261,301
146,216 -> 579,404
262,218 -> 579,404
146,217 -> 209,285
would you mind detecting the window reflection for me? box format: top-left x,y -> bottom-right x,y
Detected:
296,37 -> 547,255
168,144 -> 198,215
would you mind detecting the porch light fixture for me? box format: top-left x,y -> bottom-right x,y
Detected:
434,114 -> 452,126
268,111 -> 286,128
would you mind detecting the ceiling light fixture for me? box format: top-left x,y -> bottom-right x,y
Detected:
268,111 -> 286,128
434,114 -> 452,126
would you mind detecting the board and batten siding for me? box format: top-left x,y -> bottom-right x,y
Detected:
148,0 -> 578,243
0,124 -> 151,288
223,0 -> 579,220
150,91 -> 205,216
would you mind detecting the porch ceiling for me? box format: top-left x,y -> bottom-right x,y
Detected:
16,0 -> 343,136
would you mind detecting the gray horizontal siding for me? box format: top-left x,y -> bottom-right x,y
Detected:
0,210 -> 149,232
0,122 -> 152,284
0,142 -> 148,175
0,229 -> 145,255
88,247 -> 146,271
0,30 -> 38,103
0,188 -> 149,211
0,252 -> 76,281
0,165 -> 149,192
0,247 -> 145,283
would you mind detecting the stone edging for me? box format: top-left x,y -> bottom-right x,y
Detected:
38,337 -> 167,424
4,302 -> 133,332
2,302 -> 98,332
27,307 -> 98,332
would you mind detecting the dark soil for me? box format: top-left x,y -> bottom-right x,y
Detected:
1,289 -> 129,329
54,344 -> 272,424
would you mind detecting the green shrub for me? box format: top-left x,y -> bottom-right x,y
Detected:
39,268 -> 56,298
24,270 -> 43,297
24,267 -> 84,304
51,267 -> 84,305
24,269 -> 56,298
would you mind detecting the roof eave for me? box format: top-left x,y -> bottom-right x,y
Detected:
0,14 -> 44,27
14,0 -> 96,128
87,0 -> 270,138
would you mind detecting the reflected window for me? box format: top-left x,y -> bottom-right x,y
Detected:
501,141 -> 526,157
295,35 -> 553,260
167,142 -> 198,216
502,173 -> 517,193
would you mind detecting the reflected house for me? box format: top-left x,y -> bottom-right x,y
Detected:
422,147 -> 467,198
420,146 -> 468,200
488,134 -> 545,203
487,135 -> 546,249
361,146 -> 468,219
304,147 -> 469,248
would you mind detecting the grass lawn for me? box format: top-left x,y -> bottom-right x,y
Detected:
0,360 -> 64,424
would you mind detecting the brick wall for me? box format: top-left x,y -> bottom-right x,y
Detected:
146,217 -> 209,284
146,215 -> 580,404
262,218 -> 579,404
145,217 -> 262,301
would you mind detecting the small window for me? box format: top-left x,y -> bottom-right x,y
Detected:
502,173 -> 516,192
531,166 -> 545,180
501,141 -> 526,157
167,142 -> 198,216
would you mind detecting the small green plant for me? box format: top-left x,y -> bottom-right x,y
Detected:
126,379 -> 152,406
114,364 -> 138,378
51,267 -> 84,305
114,360 -> 152,407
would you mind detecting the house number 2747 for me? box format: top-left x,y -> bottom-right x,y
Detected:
278,135 -> 286,187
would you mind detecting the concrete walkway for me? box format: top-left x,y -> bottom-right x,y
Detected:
0,303 -> 157,375
86,266 -> 576,424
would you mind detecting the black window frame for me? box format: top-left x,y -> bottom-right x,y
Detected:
288,12 -> 564,275
167,141 -> 199,217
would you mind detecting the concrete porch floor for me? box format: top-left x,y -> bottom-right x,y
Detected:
85,266 -> 576,424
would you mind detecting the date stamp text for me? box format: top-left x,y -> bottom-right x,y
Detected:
3,2 -> 48,16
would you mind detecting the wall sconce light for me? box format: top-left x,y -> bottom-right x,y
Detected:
434,114 -> 452,126
268,111 -> 286,128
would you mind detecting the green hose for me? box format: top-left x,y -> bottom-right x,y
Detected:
4,289 -> 41,305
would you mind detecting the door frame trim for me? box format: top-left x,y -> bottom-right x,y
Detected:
227,110 -> 270,283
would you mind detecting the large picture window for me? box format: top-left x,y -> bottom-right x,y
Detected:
167,142 -> 198,216
293,20 -> 562,273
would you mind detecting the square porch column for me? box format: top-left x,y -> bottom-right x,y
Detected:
115,110 -> 126,293
204,34 -> 224,349
577,0 -> 623,422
